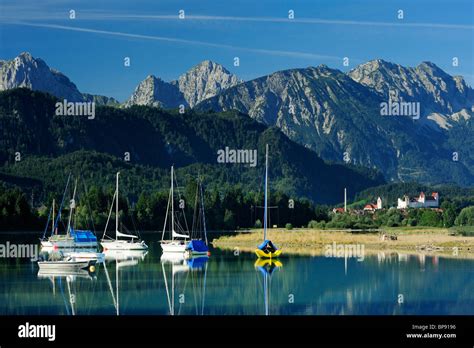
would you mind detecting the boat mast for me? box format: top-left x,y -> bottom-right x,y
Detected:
171,166 -> 174,241
116,172 -> 120,241
200,181 -> 208,245
52,199 -> 55,235
264,144 -> 269,241
67,179 -> 78,237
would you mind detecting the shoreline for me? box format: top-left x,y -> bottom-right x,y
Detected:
212,227 -> 474,258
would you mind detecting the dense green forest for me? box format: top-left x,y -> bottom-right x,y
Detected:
0,88 -> 384,230
0,88 -> 383,203
0,180 -> 327,232
2,88 -> 474,232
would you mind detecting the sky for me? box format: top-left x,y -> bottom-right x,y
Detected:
0,0 -> 473,102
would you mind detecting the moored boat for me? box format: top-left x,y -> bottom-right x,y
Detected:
160,166 -> 190,254
100,172 -> 148,251
38,258 -> 96,273
255,144 -> 282,259
185,179 -> 210,257
40,175 -> 98,249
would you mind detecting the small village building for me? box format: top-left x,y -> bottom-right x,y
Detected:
363,197 -> 382,212
397,192 -> 439,209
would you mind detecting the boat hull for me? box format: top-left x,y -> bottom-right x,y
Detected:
161,241 -> 187,253
41,240 -> 97,249
255,249 -> 282,259
38,260 -> 95,273
101,240 -> 148,251
64,252 -> 105,262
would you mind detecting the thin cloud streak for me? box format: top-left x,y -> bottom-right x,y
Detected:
1,11 -> 472,30
93,14 -> 474,30
4,21 -> 344,61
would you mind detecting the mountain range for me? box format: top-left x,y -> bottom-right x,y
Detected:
1,52 -> 474,186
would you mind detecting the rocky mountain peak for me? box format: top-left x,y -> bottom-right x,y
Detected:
124,74 -> 186,108
0,52 -> 84,101
172,60 -> 242,107
349,59 -> 474,115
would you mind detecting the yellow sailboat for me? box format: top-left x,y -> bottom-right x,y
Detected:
255,144 -> 282,259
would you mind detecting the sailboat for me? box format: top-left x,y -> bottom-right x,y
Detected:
185,179 -> 210,258
255,144 -> 282,259
101,172 -> 148,251
41,174 -> 98,249
160,166 -> 190,253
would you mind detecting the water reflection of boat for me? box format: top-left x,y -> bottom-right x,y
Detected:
103,249 -> 147,315
37,268 -> 96,315
255,259 -> 283,315
104,249 -> 148,263
161,254 -> 209,315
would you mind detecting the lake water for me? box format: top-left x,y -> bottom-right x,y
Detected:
0,232 -> 473,315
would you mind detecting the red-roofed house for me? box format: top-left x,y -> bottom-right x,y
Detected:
364,197 -> 382,211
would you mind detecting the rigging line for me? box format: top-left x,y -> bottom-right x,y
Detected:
162,188 -> 171,240
41,203 -> 53,240
174,173 -> 190,234
81,177 -> 96,234
102,189 -> 117,240
192,182 -> 199,239
53,173 -> 72,236
201,186 -> 208,246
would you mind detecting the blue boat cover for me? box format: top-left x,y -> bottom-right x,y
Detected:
257,239 -> 278,251
187,240 -> 209,252
70,228 -> 97,243
186,256 -> 209,269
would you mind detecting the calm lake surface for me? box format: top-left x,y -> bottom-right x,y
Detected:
0,232 -> 473,315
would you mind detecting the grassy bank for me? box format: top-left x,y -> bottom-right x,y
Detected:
211,227 -> 474,257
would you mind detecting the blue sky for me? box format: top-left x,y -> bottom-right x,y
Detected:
1,0 -> 473,101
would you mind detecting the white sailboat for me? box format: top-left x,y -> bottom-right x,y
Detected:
160,166 -> 190,253
101,172 -> 148,251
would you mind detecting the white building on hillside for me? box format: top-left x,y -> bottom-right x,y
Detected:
397,192 -> 439,209
364,197 -> 383,211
